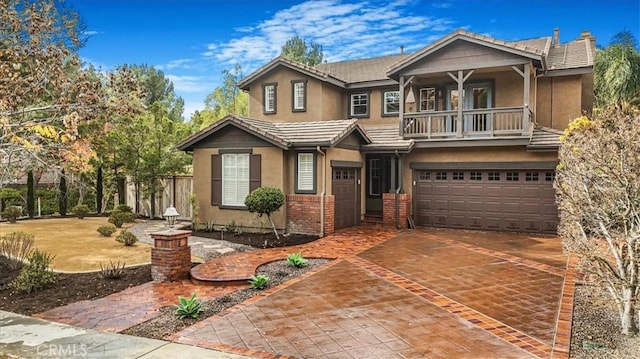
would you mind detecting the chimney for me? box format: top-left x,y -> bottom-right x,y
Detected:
553,27 -> 560,47
578,30 -> 596,51
400,45 -> 404,54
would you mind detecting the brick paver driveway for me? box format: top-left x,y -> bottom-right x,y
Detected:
173,228 -> 571,358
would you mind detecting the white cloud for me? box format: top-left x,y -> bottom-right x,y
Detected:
157,59 -> 195,71
432,2 -> 452,9
83,30 -> 102,36
165,74 -> 212,93
204,0 -> 454,72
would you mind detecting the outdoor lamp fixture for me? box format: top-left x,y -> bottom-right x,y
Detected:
163,205 -> 179,229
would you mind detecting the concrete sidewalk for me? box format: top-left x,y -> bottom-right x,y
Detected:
0,311 -> 248,359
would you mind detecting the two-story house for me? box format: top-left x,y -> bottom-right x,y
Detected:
178,28 -> 594,235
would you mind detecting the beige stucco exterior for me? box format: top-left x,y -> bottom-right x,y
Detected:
191,146 -> 287,231
535,75 -> 587,130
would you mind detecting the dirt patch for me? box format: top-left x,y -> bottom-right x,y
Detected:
121,258 -> 330,339
570,284 -> 640,358
192,230 -> 319,249
0,256 -> 152,316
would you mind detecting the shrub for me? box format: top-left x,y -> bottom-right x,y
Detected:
174,293 -> 204,319
1,205 -> 23,223
249,274 -> 269,290
116,231 -> 138,246
11,249 -> 57,294
71,204 -> 90,219
97,225 -> 117,237
99,260 -> 126,279
245,187 -> 285,244
0,188 -> 23,210
0,231 -> 34,269
287,252 -> 308,268
108,211 -> 135,228
115,205 -> 133,213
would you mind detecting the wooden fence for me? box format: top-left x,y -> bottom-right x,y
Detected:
125,175 -> 193,220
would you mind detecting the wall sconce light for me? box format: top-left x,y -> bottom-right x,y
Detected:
163,205 -> 179,229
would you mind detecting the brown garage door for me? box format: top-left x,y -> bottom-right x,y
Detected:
332,168 -> 360,230
414,169 -> 558,233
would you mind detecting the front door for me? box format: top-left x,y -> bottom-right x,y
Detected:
365,155 -> 394,214
446,83 -> 493,133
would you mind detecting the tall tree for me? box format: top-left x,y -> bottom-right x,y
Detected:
96,166 -> 103,214
0,1 -> 144,186
594,31 -> 640,109
556,108 -> 640,335
281,36 -> 324,66
26,170 -> 34,218
58,171 -> 67,216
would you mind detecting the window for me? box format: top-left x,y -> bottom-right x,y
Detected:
525,172 -> 539,181
419,171 -> 430,180
222,154 -> 250,206
420,88 -> 436,112
263,83 -> 277,114
506,172 -> 519,181
296,153 -> 315,193
350,93 -> 369,117
470,172 -> 482,181
488,172 -> 500,181
291,80 -> 306,112
452,172 -> 464,180
545,172 -> 556,182
383,90 -> 400,115
436,171 -> 447,180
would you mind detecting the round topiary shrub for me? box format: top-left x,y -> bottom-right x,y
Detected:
71,204 -> 90,219
108,211 -> 135,228
116,231 -> 138,246
97,225 -> 117,237
1,205 -> 23,223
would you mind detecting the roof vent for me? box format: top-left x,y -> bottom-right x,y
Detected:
400,45 -> 404,54
553,27 -> 560,47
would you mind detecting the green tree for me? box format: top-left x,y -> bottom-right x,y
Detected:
26,170 -> 34,218
281,36 -> 324,66
58,171 -> 67,216
594,31 -> 640,109
245,187 -> 285,245
556,108 -> 640,335
192,64 -> 248,131
96,166 -> 103,214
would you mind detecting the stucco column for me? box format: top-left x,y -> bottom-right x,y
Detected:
150,229 -> 191,282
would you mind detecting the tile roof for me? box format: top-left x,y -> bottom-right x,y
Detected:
360,125 -> 414,152
527,126 -> 563,150
177,115 -> 371,151
237,56 -> 344,90
315,54 -> 409,83
546,38 -> 593,70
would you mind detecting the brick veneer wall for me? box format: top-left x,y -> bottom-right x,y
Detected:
382,193 -> 411,229
286,194 -> 335,236
150,230 -> 191,282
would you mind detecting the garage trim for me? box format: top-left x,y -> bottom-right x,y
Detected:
410,161 -> 558,170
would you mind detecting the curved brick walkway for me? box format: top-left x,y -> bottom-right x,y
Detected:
190,227 -> 399,283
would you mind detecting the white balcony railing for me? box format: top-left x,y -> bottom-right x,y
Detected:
403,106 -> 531,139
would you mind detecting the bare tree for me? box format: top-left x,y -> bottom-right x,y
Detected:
556,107 -> 640,335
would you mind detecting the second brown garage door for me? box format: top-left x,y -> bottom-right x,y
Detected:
414,169 -> 558,233
332,168 -> 360,230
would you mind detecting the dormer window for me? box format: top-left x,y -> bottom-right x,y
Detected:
350,92 -> 369,117
291,80 -> 307,112
263,83 -> 277,114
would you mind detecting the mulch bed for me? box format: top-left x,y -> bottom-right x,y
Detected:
0,256 -> 152,316
192,230 -> 318,249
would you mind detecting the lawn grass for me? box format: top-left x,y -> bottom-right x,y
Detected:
0,217 -> 152,272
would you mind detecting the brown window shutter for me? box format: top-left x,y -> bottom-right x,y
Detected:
211,154 -> 222,206
250,154 -> 261,192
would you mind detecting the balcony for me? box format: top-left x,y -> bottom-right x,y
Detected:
402,106 -> 531,139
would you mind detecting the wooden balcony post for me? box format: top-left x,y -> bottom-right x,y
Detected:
456,70 -> 463,138
399,76 -> 405,136
523,63 -> 531,133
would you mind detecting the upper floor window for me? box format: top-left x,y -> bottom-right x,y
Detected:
420,88 -> 436,112
383,90 -> 400,115
292,80 -> 307,112
350,92 -> 369,117
263,83 -> 277,114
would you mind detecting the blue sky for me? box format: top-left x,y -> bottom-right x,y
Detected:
69,0 -> 640,119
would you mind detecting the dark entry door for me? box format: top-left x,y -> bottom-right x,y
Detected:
366,155 -> 393,214
333,168 -> 360,230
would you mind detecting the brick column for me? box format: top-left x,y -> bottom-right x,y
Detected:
150,229 -> 191,282
323,195 -> 335,236
382,193 -> 411,229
